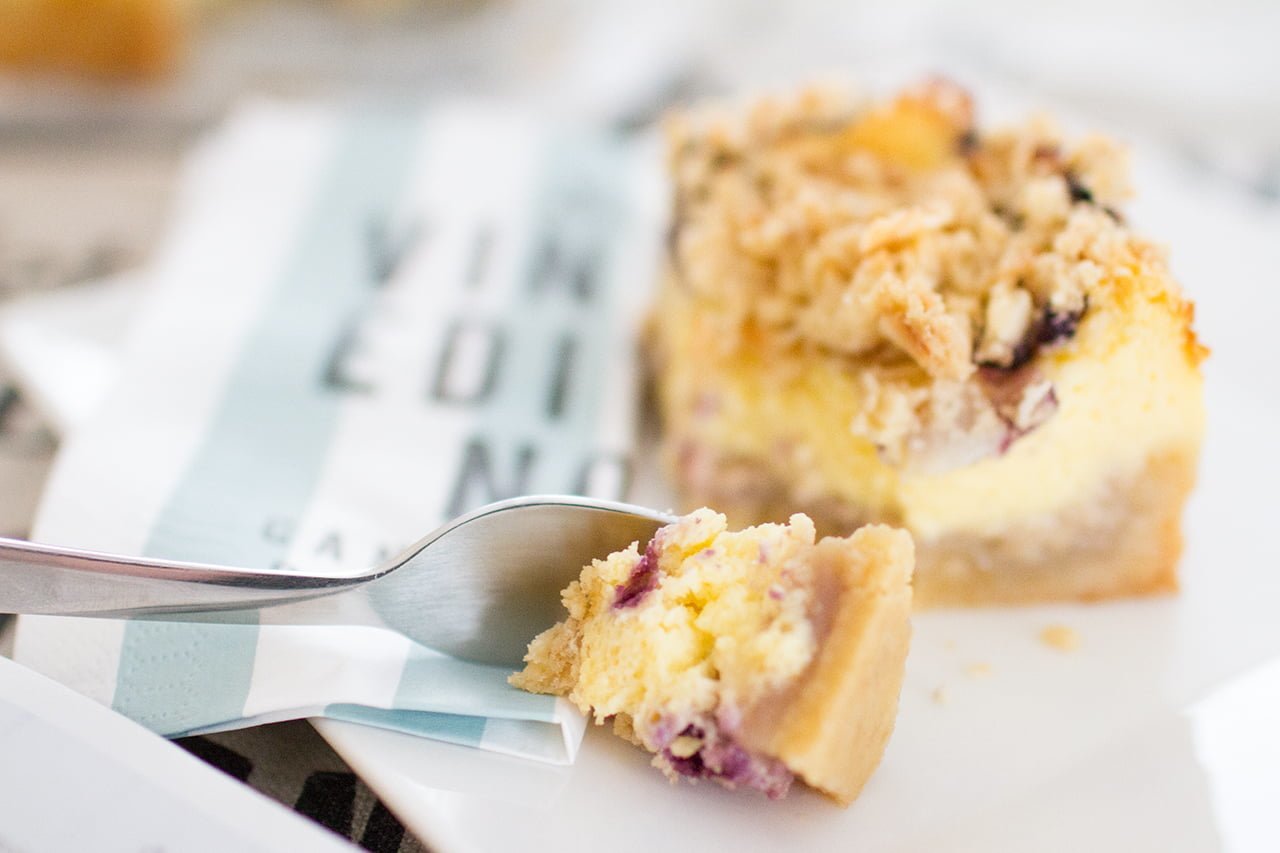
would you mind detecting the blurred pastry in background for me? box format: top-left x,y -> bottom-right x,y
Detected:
0,0 -> 479,82
0,0 -> 189,80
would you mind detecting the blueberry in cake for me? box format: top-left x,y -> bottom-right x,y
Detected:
650,81 -> 1207,605
510,509 -> 914,804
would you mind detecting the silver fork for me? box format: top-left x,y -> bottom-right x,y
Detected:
0,495 -> 672,666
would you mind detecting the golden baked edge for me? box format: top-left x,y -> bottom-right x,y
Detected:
746,525 -> 914,804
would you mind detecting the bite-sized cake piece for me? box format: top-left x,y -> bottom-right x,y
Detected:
510,509 -> 914,804
651,80 -> 1207,605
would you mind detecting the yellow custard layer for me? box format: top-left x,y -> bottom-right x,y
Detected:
657,273 -> 1204,541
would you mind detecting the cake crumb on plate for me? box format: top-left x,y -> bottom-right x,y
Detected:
1040,624 -> 1080,651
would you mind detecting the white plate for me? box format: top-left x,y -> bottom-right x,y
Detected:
917,655 -> 1280,853
300,357 -> 1280,852
307,147 -> 1280,850
6,137 -> 1280,853
0,655 -> 357,852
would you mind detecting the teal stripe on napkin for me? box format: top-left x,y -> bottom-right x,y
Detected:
439,128 -> 634,517
324,704 -> 487,748
112,619 -> 260,736
113,114 -> 423,732
144,113 -> 423,569
395,647 -> 558,722
388,130 -> 634,715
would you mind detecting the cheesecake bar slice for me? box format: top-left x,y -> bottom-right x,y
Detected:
510,509 -> 914,805
651,81 -> 1206,604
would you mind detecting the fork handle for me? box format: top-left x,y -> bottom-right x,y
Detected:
0,536 -> 364,617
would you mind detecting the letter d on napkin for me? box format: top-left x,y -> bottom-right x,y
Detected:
12,101 -> 662,764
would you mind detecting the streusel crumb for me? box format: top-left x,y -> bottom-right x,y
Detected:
1040,624 -> 1081,651
964,662 -> 993,678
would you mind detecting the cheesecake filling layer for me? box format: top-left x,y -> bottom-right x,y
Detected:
659,268 -> 1204,541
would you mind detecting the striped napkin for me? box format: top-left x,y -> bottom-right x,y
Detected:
12,100 -> 662,764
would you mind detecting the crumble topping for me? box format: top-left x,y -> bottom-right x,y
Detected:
846,364 -> 1058,474
665,79 -> 1183,471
